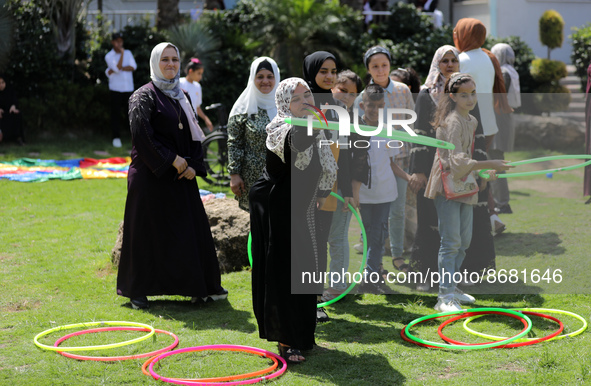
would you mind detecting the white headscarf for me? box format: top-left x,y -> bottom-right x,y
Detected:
229,57 -> 280,119
266,77 -> 338,190
150,42 -> 205,141
491,43 -> 521,108
423,45 -> 460,104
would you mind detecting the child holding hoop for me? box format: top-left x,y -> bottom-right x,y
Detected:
424,73 -> 512,312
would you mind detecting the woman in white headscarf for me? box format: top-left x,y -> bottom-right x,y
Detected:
227,57 -> 280,211
117,43 -> 226,310
249,77 -> 337,364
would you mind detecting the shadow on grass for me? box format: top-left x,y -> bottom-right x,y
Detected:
122,299 -> 257,333
288,346 -> 406,385
494,232 -> 565,256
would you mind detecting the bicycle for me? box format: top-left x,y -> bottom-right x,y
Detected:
200,103 -> 230,187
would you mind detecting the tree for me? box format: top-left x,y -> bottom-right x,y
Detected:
539,9 -> 564,60
39,0 -> 84,61
0,0 -> 14,72
157,0 -> 179,30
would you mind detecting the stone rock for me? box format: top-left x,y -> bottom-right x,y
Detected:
111,221 -> 123,266
514,114 -> 585,150
203,198 -> 251,273
111,198 -> 251,273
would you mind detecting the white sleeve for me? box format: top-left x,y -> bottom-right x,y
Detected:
105,51 -> 120,74
127,50 -> 137,70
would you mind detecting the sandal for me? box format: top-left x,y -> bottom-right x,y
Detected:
278,343 -> 305,364
392,257 -> 410,273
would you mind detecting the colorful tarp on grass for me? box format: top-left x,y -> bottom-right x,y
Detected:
0,157 -> 130,182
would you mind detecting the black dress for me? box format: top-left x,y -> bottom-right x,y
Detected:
0,84 -> 24,142
409,89 -> 495,279
249,125 -> 322,350
117,82 -> 224,299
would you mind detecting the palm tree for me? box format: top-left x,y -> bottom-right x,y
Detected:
166,21 -> 221,71
39,0 -> 85,61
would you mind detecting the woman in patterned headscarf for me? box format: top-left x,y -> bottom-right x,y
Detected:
249,77 -> 337,364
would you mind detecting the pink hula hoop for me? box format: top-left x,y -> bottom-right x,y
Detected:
54,327 -> 179,361
148,344 -> 287,385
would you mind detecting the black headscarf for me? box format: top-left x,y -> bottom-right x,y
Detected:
302,51 -> 338,110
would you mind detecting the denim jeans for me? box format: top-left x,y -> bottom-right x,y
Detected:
327,190 -> 353,290
389,172 -> 408,257
360,202 -> 393,274
433,195 -> 473,298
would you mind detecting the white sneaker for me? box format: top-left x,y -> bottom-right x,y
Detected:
454,288 -> 475,304
112,138 -> 122,148
434,298 -> 463,312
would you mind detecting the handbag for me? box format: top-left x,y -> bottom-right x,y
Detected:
437,129 -> 479,200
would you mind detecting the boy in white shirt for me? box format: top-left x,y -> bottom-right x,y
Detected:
179,58 -> 213,133
105,32 -> 136,148
358,84 -> 411,292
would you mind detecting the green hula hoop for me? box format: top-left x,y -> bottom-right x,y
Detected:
284,117 -> 455,150
317,192 -> 368,308
404,308 -> 532,350
247,193 -> 368,308
479,154 -> 591,179
463,307 -> 588,342
34,321 -> 155,352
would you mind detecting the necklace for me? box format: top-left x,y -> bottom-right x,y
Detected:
166,97 -> 183,130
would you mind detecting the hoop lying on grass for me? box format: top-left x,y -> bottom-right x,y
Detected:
147,344 -> 287,385
463,308 -> 587,341
479,155 -> 591,179
401,308 -> 533,350
54,327 -> 179,361
34,321 -> 155,352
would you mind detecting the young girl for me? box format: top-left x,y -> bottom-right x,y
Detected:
179,58 -> 213,132
424,73 -> 512,312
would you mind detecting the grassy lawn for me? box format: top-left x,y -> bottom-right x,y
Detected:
1,138 -> 590,385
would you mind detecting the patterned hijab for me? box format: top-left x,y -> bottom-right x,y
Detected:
266,77 -> 338,190
150,42 -> 205,141
424,45 -> 460,104
229,56 -> 280,119
453,19 -> 512,114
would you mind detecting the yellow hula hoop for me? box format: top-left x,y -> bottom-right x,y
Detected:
34,321 -> 155,352
463,308 -> 588,342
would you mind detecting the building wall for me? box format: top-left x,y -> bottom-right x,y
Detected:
494,0 -> 591,63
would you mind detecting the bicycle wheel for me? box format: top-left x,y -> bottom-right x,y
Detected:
201,132 -> 230,187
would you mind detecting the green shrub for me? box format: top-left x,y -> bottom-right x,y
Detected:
569,22 -> 591,91
539,9 -> 564,58
371,1 -> 453,79
0,0 -> 14,73
530,58 -> 567,83
533,83 -> 571,113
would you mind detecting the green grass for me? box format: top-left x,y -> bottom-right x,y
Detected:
1,139 -> 590,385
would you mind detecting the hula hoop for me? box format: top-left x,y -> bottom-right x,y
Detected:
148,344 -> 287,385
463,307 -> 587,341
439,310 -> 564,348
479,154 -> 591,179
247,232 -> 253,267
285,117 -> 455,150
317,192 -> 368,308
403,308 -> 532,350
400,310 -> 528,349
247,192 -> 368,308
141,350 -> 278,382
34,321 -> 155,352
54,327 -> 179,361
